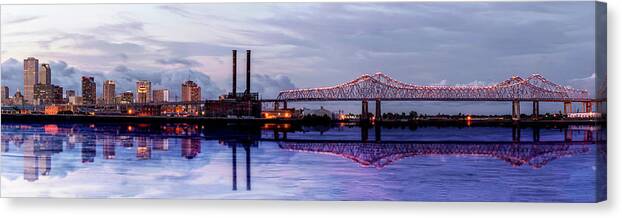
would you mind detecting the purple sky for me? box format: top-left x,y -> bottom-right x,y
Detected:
1,2 -> 601,114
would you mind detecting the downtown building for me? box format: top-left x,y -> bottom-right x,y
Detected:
81,76 -> 96,105
33,84 -> 63,105
118,91 -> 133,104
38,64 -> 51,85
103,80 -> 116,105
1,86 -> 9,104
135,80 -> 151,103
181,81 -> 201,102
152,89 -> 169,103
23,57 -> 39,104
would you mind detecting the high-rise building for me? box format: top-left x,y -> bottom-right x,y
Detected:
135,80 -> 151,103
38,63 -> 51,85
103,80 -> 116,105
181,80 -> 201,102
33,84 -> 63,105
23,57 -> 39,104
152,89 -> 169,103
81,76 -> 96,105
1,86 -> 8,100
119,91 -> 133,104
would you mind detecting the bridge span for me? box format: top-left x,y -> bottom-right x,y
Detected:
266,72 -> 601,121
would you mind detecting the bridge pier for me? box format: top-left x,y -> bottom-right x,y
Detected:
564,128 -> 573,142
563,101 -> 572,115
361,100 -> 369,122
532,127 -> 540,142
274,102 -> 279,110
584,130 -> 593,142
375,99 -> 381,122
374,125 -> 381,143
361,126 -> 369,142
582,101 -> 592,113
532,101 -> 539,120
512,100 -> 521,121
232,145 -> 237,191
283,101 -> 287,109
512,126 -> 521,142
245,145 -> 251,191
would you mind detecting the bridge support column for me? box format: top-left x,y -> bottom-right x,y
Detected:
512,100 -> 521,121
584,130 -> 593,142
564,128 -> 573,142
583,101 -> 592,113
361,100 -> 369,122
375,99 -> 381,122
283,101 -> 287,109
232,145 -> 237,191
563,101 -> 572,115
512,126 -> 521,142
532,101 -> 539,120
245,145 -> 251,191
274,102 -> 280,110
374,125 -> 381,143
532,127 -> 540,142
361,126 -> 369,142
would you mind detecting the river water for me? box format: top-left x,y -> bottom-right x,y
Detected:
0,122 -> 606,202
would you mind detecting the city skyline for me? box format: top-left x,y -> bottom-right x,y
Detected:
1,2 -> 601,114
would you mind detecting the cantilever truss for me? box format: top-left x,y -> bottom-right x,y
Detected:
276,72 -> 589,102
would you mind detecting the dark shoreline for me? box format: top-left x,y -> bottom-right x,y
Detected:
0,114 -> 606,127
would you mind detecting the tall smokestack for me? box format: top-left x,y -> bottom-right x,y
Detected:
246,50 -> 251,95
232,50 -> 237,98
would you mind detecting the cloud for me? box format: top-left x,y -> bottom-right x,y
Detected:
158,5 -> 194,18
155,58 -> 202,67
251,74 -> 296,99
3,15 -> 42,25
1,58 -> 23,92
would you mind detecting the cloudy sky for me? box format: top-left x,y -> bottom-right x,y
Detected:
1,2 -> 600,114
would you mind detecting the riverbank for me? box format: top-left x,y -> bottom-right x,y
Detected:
0,113 -> 606,127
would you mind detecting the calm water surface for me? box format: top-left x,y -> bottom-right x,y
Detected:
0,122 -> 606,202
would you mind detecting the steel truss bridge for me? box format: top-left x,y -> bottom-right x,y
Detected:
268,72 -> 600,120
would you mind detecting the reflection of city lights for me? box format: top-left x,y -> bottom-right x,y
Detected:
44,124 -> 59,134
128,126 -> 134,131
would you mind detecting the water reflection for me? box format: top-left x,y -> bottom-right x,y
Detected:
0,122 -> 606,201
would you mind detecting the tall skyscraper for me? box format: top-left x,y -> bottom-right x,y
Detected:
81,76 -> 96,105
23,57 -> 39,104
152,89 -> 169,103
38,63 -> 51,85
135,80 -> 151,103
103,80 -> 116,105
181,80 -> 201,102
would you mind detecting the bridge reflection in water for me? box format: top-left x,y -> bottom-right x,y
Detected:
268,125 -> 602,169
